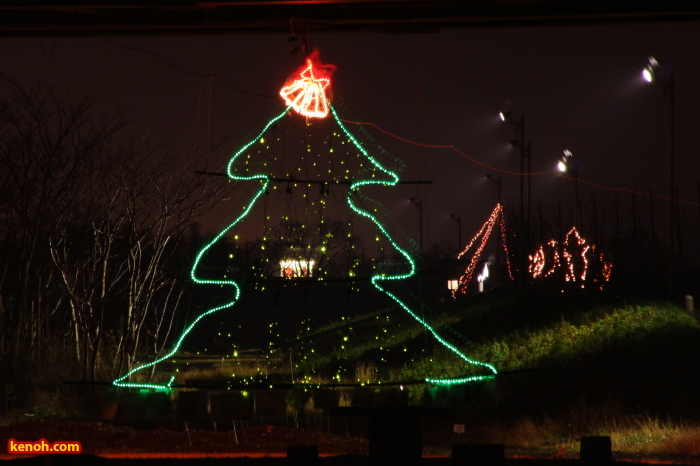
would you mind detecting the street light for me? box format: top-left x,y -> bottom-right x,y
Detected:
499,111 -> 526,219
642,55 -> 676,295
409,197 -> 423,253
557,149 -> 579,225
557,150 -> 569,169
500,108 -> 530,288
642,56 -> 660,83
557,149 -> 575,173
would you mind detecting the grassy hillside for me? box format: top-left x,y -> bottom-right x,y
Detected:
10,289 -> 700,457
294,292 -> 700,456
286,292 -> 700,442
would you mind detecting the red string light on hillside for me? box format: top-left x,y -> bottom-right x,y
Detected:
453,203 -> 513,298
529,226 -> 612,291
562,227 -> 590,285
280,49 -> 336,118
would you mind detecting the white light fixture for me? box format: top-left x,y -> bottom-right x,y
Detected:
558,149 -> 573,172
477,262 -> 490,292
642,56 -> 660,83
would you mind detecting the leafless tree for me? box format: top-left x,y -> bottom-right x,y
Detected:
109,137 -> 231,380
0,75 -> 232,387
0,75 -> 126,384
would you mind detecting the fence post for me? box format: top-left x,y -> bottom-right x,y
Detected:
451,444 -> 505,465
580,435 -> 612,465
287,445 -> 318,466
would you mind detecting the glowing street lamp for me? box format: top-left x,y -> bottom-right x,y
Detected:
557,149 -> 574,173
557,149 -> 579,225
499,111 -> 527,220
499,107 -> 530,288
642,56 -> 660,83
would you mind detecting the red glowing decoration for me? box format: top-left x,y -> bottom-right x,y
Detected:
280,50 -> 336,118
562,227 -> 590,285
453,203 -> 513,297
529,239 -> 561,280
529,226 -> 612,291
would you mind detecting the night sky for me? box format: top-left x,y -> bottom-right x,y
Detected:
2,20 -> 700,257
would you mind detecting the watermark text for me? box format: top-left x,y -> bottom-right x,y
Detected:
7,438 -> 82,455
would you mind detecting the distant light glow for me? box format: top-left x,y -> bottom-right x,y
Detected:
643,56 -> 661,83
499,112 -> 506,121
280,259 -> 315,277
477,262 -> 490,283
558,149 -> 573,172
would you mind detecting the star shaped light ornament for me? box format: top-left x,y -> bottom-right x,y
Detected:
280,50 -> 336,118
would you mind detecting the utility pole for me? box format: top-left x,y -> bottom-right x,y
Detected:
450,213 -> 462,254
500,110 -> 529,293
643,57 -> 675,296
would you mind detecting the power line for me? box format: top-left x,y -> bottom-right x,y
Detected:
341,118 -> 700,208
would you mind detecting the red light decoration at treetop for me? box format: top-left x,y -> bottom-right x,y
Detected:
529,226 -> 613,291
279,49 -> 336,119
453,203 -> 513,298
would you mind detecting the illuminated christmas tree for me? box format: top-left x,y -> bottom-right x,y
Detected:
113,50 -> 496,390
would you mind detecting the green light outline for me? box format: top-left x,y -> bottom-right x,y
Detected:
113,105 -> 496,390
112,109 -> 288,390
332,106 -> 497,383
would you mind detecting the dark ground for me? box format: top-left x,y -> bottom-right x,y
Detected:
4,455 -> 700,465
1,419 -> 700,465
